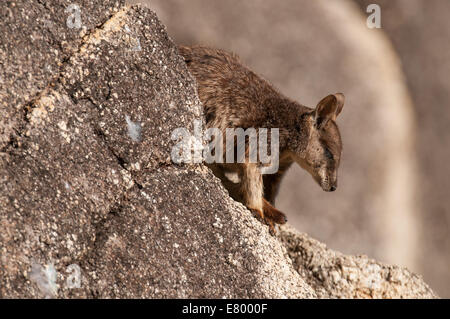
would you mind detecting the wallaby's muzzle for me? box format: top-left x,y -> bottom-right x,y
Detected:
316,167 -> 337,192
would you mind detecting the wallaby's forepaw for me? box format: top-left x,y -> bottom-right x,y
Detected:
263,198 -> 287,225
249,200 -> 286,235
266,219 -> 276,236
249,208 -> 274,234
249,208 -> 264,221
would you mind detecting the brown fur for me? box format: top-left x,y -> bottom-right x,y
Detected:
179,45 -> 344,233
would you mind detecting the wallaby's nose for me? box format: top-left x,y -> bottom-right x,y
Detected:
330,185 -> 336,192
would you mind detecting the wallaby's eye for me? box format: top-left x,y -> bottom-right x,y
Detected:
324,147 -> 333,160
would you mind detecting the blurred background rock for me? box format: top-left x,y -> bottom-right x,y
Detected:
129,0 -> 449,296
353,0 -> 450,298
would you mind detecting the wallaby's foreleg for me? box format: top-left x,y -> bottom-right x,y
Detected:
241,163 -> 264,219
240,164 -> 286,234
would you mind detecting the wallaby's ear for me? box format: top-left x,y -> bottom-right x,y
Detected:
314,93 -> 345,128
333,93 -> 345,119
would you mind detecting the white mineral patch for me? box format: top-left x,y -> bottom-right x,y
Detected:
125,115 -> 142,142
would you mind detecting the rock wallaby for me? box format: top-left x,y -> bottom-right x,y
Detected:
179,45 -> 344,233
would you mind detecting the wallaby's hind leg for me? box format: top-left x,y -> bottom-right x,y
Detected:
207,163 -> 243,202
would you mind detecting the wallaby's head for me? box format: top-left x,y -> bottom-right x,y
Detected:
290,93 -> 344,192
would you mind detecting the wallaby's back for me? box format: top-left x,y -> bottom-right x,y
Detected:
178,45 -> 279,130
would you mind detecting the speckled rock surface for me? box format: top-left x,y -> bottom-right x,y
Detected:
0,0 -> 124,150
279,225 -> 436,298
0,0 -> 436,298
